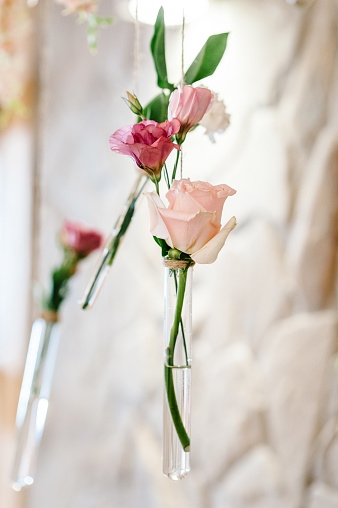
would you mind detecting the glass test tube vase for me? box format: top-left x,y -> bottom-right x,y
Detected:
163,258 -> 194,480
11,313 -> 60,491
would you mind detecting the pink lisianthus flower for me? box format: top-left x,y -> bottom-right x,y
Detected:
60,221 -> 103,257
146,179 -> 237,264
168,85 -> 214,144
109,119 -> 180,179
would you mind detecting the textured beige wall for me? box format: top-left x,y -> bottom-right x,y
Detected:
1,0 -> 337,507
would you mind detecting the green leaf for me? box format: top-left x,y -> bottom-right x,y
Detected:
153,236 -> 170,257
150,8 -> 175,91
184,33 -> 229,84
94,15 -> 114,26
143,93 -> 170,123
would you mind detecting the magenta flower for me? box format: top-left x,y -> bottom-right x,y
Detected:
109,119 -> 180,179
60,221 -> 103,257
168,85 -> 214,143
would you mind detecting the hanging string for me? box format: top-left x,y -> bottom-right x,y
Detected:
180,8 -> 185,178
30,0 -> 49,320
180,8 -> 185,88
133,0 -> 140,97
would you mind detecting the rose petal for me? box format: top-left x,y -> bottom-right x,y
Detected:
166,186 -> 207,214
145,192 -> 172,244
167,179 -> 236,225
189,184 -> 236,224
159,208 -> 218,254
168,88 -> 180,121
191,216 -> 237,264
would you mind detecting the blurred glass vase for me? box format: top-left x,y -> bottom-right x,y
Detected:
11,314 -> 60,491
163,258 -> 194,480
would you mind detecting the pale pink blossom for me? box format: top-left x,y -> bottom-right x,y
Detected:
60,221 -> 103,256
109,119 -> 180,178
168,85 -> 214,143
199,94 -> 230,142
146,179 -> 236,264
56,0 -> 98,14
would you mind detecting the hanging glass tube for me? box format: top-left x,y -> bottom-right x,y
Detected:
162,258 -> 194,480
80,173 -> 148,310
11,314 -> 60,491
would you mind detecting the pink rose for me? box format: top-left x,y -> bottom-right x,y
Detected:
168,86 -> 214,143
60,221 -> 103,257
146,179 -> 237,264
109,119 -> 180,178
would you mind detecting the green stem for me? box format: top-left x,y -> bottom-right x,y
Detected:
46,254 -> 78,312
163,163 -> 170,190
173,271 -> 188,366
165,266 -> 190,452
171,150 -> 181,182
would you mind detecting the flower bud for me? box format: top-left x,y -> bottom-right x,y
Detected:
168,85 -> 214,144
125,92 -> 144,116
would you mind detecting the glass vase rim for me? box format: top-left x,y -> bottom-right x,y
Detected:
163,258 -> 195,269
40,310 -> 59,323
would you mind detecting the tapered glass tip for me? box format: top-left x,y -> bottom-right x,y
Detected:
11,475 -> 34,491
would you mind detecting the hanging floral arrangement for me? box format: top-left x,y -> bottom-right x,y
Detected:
11,221 -> 103,491
81,7 -> 233,308
81,7 -> 236,480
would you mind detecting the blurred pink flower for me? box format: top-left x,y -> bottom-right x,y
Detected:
109,119 -> 180,178
60,221 -> 103,257
168,86 -> 214,143
56,0 -> 98,14
146,179 -> 236,264
0,0 -> 33,127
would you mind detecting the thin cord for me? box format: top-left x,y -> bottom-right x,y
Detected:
180,8 -> 185,178
30,0 -> 48,321
133,0 -> 140,97
180,8 -> 185,88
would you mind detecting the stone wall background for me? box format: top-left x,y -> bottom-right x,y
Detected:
1,0 -> 337,507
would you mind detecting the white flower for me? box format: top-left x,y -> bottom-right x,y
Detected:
199,94 -> 230,143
